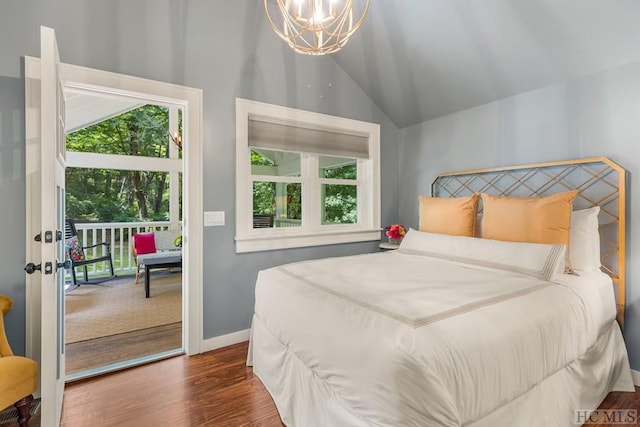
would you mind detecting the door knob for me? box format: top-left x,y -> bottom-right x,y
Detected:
24,263 -> 41,274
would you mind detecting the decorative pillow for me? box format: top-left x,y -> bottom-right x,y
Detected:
64,236 -> 85,262
569,207 -> 601,271
133,232 -> 157,255
481,190 -> 578,247
418,194 -> 480,237
399,229 -> 566,281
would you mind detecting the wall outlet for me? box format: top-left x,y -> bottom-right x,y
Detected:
204,211 -> 225,226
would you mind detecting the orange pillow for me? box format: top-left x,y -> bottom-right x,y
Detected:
481,190 -> 578,247
418,194 -> 479,237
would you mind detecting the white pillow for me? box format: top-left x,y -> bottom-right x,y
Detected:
569,207 -> 601,271
399,229 -> 566,281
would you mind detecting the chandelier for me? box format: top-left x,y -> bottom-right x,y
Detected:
264,0 -> 370,55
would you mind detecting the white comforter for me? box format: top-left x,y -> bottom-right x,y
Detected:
250,250 -> 629,426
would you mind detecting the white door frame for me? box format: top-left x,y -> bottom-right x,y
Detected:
26,62 -> 204,359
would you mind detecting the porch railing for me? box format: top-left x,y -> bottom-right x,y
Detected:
274,218 -> 301,228
67,221 -> 176,280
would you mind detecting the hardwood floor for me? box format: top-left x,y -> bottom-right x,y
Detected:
4,341 -> 639,426
594,391 -> 640,426
61,342 -> 284,427
66,323 -> 182,375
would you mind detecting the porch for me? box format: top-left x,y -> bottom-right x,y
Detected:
66,220 -> 176,281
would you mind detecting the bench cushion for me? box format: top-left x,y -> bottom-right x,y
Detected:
137,250 -> 182,266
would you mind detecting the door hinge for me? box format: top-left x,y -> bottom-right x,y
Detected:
56,259 -> 71,271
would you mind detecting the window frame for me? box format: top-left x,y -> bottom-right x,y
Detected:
235,98 -> 381,253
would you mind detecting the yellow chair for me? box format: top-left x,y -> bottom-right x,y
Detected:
0,295 -> 37,427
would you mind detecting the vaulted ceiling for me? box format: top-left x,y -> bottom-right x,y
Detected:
332,0 -> 640,128
66,1 -> 640,132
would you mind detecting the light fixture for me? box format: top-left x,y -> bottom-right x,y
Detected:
169,131 -> 182,151
264,0 -> 370,55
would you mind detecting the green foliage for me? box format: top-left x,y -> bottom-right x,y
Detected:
323,184 -> 357,224
286,183 -> 302,219
322,162 -> 357,224
251,150 -> 274,166
65,105 -> 174,222
252,151 -> 277,216
322,163 -> 357,179
253,181 -> 276,215
250,151 -> 356,224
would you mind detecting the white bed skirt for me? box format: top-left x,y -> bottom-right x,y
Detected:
248,314 -> 634,427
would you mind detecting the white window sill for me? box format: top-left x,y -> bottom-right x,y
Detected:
235,229 -> 381,253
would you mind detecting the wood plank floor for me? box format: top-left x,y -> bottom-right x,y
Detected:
6,341 -> 640,426
66,322 -> 182,375
61,341 -> 283,427
1,342 -> 276,427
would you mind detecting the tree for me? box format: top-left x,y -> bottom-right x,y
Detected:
251,150 -> 277,215
322,163 -> 357,224
65,105 -> 173,222
250,151 -> 302,220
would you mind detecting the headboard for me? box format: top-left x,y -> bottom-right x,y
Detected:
431,157 -> 627,326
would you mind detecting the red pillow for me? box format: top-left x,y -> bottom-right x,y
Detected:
134,232 -> 156,255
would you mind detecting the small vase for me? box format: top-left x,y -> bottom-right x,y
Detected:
388,238 -> 402,245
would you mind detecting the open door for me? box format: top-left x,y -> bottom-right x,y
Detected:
24,26 -> 67,426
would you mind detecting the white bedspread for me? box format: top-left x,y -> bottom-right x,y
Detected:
250,251 -> 632,426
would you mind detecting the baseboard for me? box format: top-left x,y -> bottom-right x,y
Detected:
201,328 -> 251,353
632,369 -> 640,387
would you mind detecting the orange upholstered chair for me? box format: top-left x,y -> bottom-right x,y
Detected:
0,295 -> 37,427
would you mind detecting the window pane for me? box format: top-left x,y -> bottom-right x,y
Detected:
322,184 -> 357,224
319,156 -> 357,179
66,104 -> 177,158
253,182 -> 302,228
251,149 -> 301,177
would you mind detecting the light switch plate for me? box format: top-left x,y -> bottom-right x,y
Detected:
204,211 -> 225,226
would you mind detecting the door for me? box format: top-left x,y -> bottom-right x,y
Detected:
25,26 -> 67,426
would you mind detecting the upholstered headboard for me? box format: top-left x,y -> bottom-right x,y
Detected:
431,157 -> 627,325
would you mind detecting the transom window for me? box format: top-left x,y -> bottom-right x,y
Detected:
235,99 -> 381,253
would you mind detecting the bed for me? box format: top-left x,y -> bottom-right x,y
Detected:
247,157 -> 634,426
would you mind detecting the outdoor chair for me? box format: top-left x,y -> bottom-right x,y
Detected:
131,230 -> 182,284
0,295 -> 37,427
65,218 -> 116,287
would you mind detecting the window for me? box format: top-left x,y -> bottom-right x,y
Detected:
251,149 -> 302,229
235,98 -> 381,253
66,104 -> 177,159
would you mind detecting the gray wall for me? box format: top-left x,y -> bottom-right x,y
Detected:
398,58 -> 640,369
0,76 -> 26,353
0,1 -> 400,353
